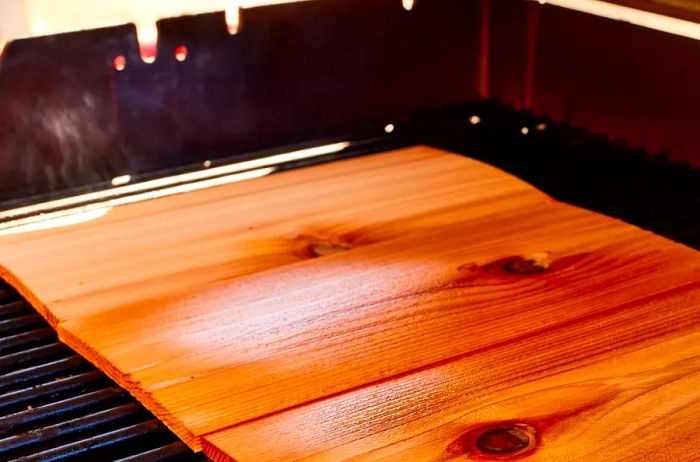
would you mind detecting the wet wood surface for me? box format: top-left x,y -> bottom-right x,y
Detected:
0,146 -> 698,461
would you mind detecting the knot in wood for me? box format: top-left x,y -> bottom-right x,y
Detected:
502,253 -> 552,275
308,241 -> 352,257
475,426 -> 531,455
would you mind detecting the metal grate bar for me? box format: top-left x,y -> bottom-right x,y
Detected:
0,329 -> 57,356
0,343 -> 71,373
112,442 -> 205,462
0,301 -> 32,321
0,314 -> 46,336
0,356 -> 91,394
1,403 -> 143,455
0,371 -> 106,413
7,420 -> 168,462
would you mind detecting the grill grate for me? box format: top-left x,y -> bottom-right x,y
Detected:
0,281 -> 209,462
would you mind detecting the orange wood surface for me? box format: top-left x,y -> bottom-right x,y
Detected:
205,327 -> 700,462
0,146 -> 698,461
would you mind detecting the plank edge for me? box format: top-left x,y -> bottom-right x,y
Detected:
56,322 -> 204,450
0,264 -> 59,327
203,438 -> 238,462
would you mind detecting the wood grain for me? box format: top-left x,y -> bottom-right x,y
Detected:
205,324 -> 700,462
0,147 -> 545,326
0,146 -> 698,461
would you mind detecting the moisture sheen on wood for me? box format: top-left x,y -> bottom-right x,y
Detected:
0,147 -> 698,462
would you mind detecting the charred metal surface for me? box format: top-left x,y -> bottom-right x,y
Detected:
0,0 -> 480,209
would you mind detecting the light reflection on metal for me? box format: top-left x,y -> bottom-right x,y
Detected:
226,1 -> 241,34
0,208 -> 111,236
538,0 -> 700,41
136,21 -> 158,63
0,142 -> 350,222
111,175 -> 132,186
113,55 -> 126,71
0,167 -> 275,235
174,45 -> 188,62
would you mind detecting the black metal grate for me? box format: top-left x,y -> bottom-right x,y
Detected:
0,281 -> 209,462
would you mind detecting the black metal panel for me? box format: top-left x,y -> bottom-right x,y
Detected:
0,0 -> 482,209
533,5 -> 700,167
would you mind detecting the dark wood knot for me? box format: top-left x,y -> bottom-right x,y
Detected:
475,427 -> 531,454
476,252 -> 556,278
308,241 -> 352,257
447,422 -> 536,459
502,254 -> 552,275
292,232 -> 358,259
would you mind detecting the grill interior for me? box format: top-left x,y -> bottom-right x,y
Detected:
416,102 -> 700,249
0,102 -> 697,461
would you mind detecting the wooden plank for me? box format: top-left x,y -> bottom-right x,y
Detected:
62,206 -> 700,453
0,147 -> 545,326
204,314 -> 700,462
0,146 -> 698,459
